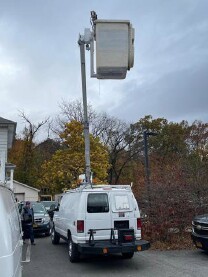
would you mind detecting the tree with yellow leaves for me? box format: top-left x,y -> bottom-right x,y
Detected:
38,120 -> 110,194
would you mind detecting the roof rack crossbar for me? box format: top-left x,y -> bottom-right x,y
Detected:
77,184 -> 132,191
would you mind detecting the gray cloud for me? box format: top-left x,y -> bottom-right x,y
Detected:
0,0 -> 208,140
110,63 -> 208,124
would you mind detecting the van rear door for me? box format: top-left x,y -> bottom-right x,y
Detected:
111,192 -> 136,232
85,192 -> 112,241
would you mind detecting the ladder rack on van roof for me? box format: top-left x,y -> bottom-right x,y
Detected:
73,183 -> 132,192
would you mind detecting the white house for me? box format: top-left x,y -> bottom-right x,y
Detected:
13,180 -> 40,202
0,117 -> 16,186
0,117 -> 16,154
0,117 -> 40,201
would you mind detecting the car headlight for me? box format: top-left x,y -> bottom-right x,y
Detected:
43,215 -> 50,223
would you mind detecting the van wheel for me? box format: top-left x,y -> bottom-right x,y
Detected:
68,237 -> 80,263
51,226 -> 60,244
122,252 -> 134,259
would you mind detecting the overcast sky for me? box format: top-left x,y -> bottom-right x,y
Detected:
1,0 -> 208,140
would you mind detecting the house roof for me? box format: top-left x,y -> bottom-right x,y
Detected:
14,180 -> 40,192
0,117 -> 16,125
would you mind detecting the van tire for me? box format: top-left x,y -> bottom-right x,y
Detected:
122,252 -> 134,259
68,236 -> 80,263
51,226 -> 60,244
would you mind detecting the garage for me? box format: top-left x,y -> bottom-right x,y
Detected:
13,180 -> 40,202
14,193 -> 25,202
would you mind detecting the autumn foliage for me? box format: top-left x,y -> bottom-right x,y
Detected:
37,121 -> 109,194
8,106 -> 208,247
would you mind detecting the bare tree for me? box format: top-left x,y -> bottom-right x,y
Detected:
53,100 -> 141,184
18,111 -> 49,184
20,111 -> 49,143
52,99 -> 97,137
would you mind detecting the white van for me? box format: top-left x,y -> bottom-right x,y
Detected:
0,184 -> 22,277
51,184 -> 150,262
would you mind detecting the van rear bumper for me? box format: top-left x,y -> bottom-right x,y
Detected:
77,239 -> 150,255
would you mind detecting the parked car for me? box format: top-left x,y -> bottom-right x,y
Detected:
191,214 -> 208,251
51,184 -> 150,262
0,184 -> 22,277
41,201 -> 59,220
41,200 -> 58,211
31,202 -> 51,236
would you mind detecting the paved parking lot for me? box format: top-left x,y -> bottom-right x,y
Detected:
22,236 -> 208,277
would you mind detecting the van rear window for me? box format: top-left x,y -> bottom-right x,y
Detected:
114,195 -> 130,210
87,193 -> 109,213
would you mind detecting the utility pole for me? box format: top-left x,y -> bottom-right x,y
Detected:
143,131 -> 157,206
78,35 -> 91,184
143,131 -> 150,186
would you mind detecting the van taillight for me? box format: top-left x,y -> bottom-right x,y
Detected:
77,220 -> 84,233
137,218 -> 142,230
124,235 -> 133,242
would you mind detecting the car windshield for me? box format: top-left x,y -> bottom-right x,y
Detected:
42,201 -> 57,208
32,203 -> 46,213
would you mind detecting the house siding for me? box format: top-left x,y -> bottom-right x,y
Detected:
0,128 -> 8,161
